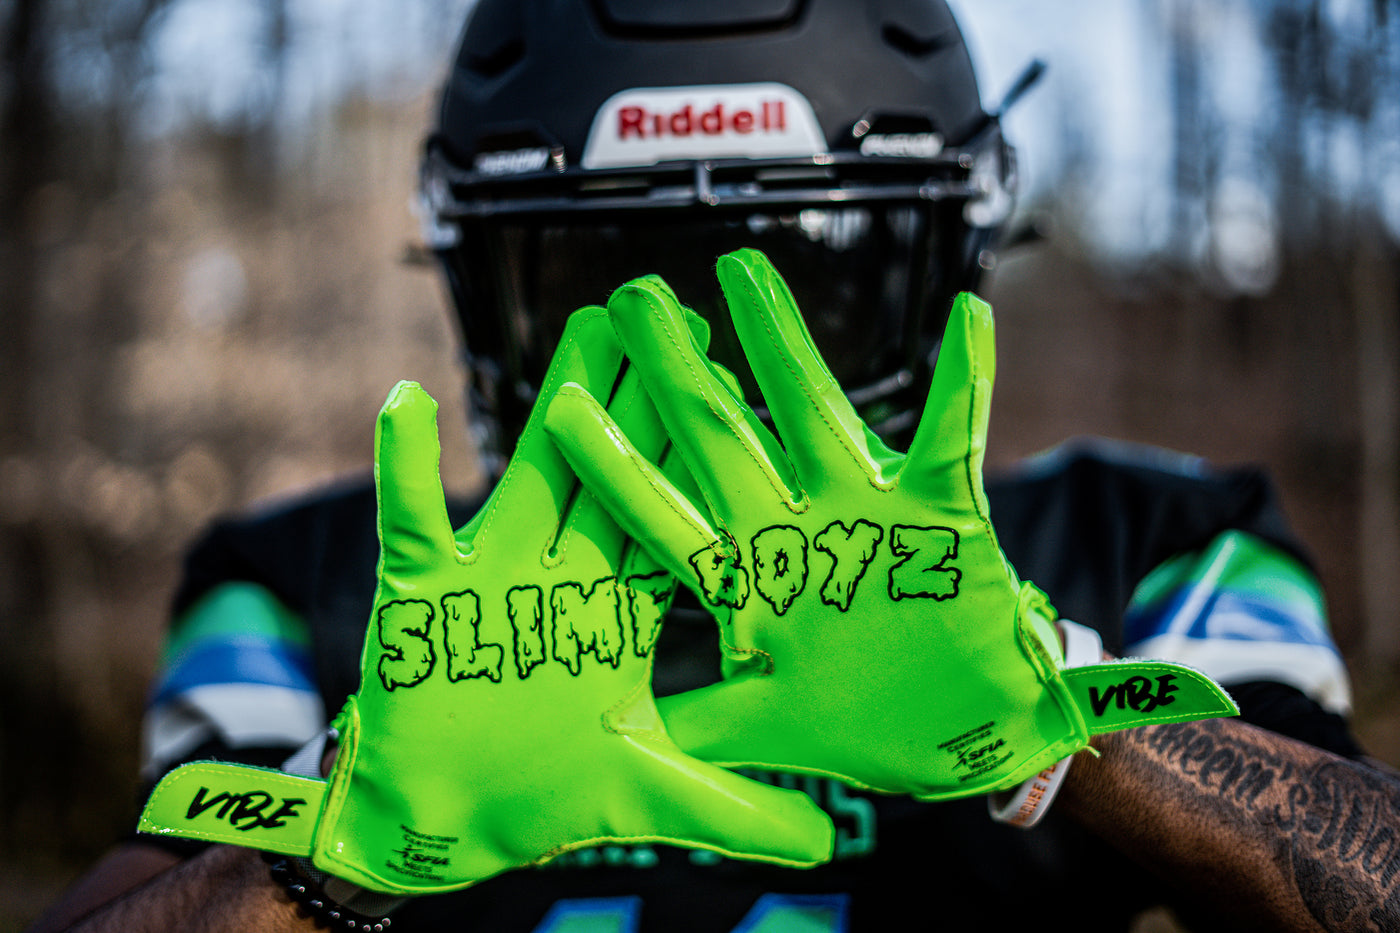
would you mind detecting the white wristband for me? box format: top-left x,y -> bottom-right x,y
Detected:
987,619 -> 1103,829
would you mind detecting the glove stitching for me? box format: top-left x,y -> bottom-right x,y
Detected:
315,703 -> 363,880
580,370 -> 648,567
734,271 -> 878,496
597,383 -> 716,546
532,833 -> 823,871
601,654 -> 659,737
472,306 -> 616,564
561,377 -> 768,667
547,340 -> 643,567
632,285 -> 794,509
721,640 -> 772,672
962,338 -> 996,541
959,326 -> 1025,625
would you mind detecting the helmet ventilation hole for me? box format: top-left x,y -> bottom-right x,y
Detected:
881,24 -> 948,59
468,38 -> 525,79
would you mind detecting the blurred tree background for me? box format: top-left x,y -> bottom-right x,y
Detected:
1,0 -> 1398,928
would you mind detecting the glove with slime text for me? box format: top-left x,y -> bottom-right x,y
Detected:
544,249 -> 1238,801
139,305 -> 833,893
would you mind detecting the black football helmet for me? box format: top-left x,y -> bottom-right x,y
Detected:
420,0 -> 1022,458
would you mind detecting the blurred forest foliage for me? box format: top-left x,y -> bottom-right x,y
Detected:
1,0 -> 1399,928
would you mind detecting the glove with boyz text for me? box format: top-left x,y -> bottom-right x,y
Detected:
544,249 -> 1238,801
138,305 -> 833,894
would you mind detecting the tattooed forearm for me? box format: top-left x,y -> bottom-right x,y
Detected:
63,845 -> 313,933
1137,720 -> 1291,810
1061,717 -> 1400,932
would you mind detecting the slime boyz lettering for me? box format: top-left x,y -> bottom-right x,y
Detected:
377,519 -> 964,689
687,521 -> 960,613
376,572 -> 675,689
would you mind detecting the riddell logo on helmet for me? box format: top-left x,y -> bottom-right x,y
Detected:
617,100 -> 788,140
582,83 -> 827,169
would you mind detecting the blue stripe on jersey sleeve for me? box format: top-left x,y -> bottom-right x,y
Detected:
152,636 -> 318,705
1123,530 -> 1339,656
1126,589 -> 1338,651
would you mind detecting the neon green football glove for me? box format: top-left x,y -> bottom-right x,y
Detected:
544,249 -> 1238,802
139,305 -> 833,894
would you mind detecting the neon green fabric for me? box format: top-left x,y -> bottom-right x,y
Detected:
140,306 -> 833,894
544,249 -> 1238,801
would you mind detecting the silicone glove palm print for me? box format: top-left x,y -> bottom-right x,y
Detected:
546,249 -> 1237,801
139,306 -> 832,894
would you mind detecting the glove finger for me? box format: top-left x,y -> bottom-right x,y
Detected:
656,676 -> 787,767
616,542 -> 676,661
717,249 -> 882,483
615,732 -> 834,867
375,381 -> 455,578
555,352 -> 673,562
463,307 -> 623,549
607,275 -> 798,517
573,306 -> 713,572
899,292 -> 996,505
545,382 -> 720,585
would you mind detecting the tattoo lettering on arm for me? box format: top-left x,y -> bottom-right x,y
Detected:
1063,717 -> 1400,932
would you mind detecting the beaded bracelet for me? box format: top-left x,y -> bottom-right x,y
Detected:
263,854 -> 394,932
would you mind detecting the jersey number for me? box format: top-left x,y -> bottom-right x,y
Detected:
532,893 -> 849,933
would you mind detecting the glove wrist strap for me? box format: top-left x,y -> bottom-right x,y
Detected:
138,760 -> 323,853
988,619 -> 1102,828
